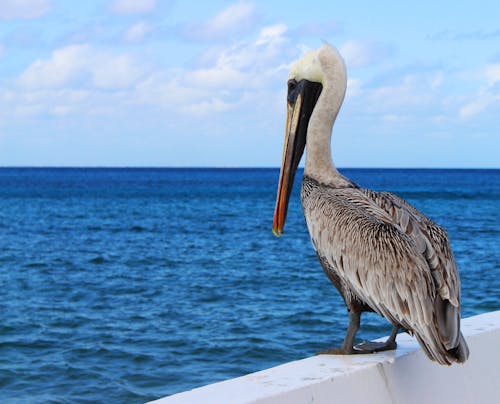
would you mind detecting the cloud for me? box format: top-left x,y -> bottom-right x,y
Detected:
369,74 -> 437,108
346,78 -> 362,97
185,65 -> 246,91
485,64 -> 500,86
256,24 -> 287,46
339,40 -> 391,68
125,21 -> 151,42
459,95 -> 498,119
491,51 -> 500,63
182,98 -> 232,115
181,1 -> 256,41
19,45 -> 90,89
7,23 -> 293,120
341,66 -> 455,133
0,0 -> 50,19
389,73 -> 449,109
342,59 -> 499,132
6,44 -> 148,119
109,0 -> 156,15
187,24 -> 289,88
134,23 -> 293,115
459,63 -> 500,118
428,29 -> 500,41
0,18 -> 299,127
19,44 -> 146,90
292,21 -> 341,38
1,86 -> 90,117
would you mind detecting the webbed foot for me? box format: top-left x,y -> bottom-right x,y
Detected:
317,339 -> 396,355
318,325 -> 399,355
353,339 -> 397,353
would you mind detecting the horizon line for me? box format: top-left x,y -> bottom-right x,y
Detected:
0,166 -> 498,170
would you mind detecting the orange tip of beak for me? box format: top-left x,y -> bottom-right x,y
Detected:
272,227 -> 283,237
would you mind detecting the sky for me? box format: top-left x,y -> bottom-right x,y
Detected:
0,0 -> 498,167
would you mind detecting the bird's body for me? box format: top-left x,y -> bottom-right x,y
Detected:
273,44 -> 469,365
301,174 -> 468,364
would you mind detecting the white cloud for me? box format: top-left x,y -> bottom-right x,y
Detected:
459,63 -> 500,118
109,0 -> 156,15
0,0 -> 50,19
293,21 -> 341,37
6,22 -> 294,120
339,40 -> 390,68
430,72 -> 443,89
342,59 -> 498,133
348,70 -> 450,117
135,23 -> 292,115
185,24 -> 289,91
19,45 -> 90,89
381,114 -> 411,123
340,67 -> 462,134
19,44 -> 145,90
346,78 -> 362,97
367,74 -> 438,109
182,98 -> 232,115
125,21 -> 151,42
91,54 -> 144,89
206,1 -> 255,35
485,64 -> 500,86
2,87 -> 90,117
459,95 -> 498,119
185,65 -> 246,90
256,24 -> 287,46
182,1 -> 256,41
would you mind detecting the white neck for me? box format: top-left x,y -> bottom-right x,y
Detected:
304,48 -> 350,187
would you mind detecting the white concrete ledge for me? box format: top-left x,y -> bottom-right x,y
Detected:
151,311 -> 500,404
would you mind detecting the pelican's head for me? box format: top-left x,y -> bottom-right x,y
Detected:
272,44 -> 346,237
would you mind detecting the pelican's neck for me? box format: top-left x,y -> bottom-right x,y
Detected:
304,50 -> 349,187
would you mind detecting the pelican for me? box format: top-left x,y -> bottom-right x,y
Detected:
272,44 -> 469,365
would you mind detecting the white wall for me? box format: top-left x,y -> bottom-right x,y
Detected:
150,311 -> 500,404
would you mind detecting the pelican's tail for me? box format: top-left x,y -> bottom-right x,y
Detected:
446,332 -> 469,363
410,297 -> 469,365
414,321 -> 469,365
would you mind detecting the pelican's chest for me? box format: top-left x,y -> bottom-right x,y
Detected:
300,175 -> 317,204
300,176 -> 320,224
300,176 -> 332,246
299,175 -> 362,258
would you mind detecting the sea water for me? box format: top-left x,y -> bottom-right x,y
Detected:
0,168 -> 498,402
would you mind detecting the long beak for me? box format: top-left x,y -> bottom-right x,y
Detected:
272,94 -> 306,237
272,79 -> 322,237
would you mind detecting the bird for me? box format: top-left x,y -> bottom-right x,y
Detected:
272,43 -> 469,365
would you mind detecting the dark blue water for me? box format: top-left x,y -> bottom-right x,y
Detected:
0,168 -> 498,402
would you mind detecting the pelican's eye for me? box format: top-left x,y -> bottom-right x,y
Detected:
287,79 -> 297,94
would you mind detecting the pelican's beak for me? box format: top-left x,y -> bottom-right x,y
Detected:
273,79 -> 322,237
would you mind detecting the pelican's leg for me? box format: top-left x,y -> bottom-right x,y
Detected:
353,325 -> 399,353
318,310 -> 361,355
318,314 -> 398,355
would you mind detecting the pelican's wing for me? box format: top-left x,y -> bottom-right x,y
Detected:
303,187 -> 460,364
361,189 -> 460,306
360,189 -> 464,361
304,188 -> 435,327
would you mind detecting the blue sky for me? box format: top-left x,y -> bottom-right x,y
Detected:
0,0 -> 498,167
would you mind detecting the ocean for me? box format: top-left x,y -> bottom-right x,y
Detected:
0,168 -> 498,402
